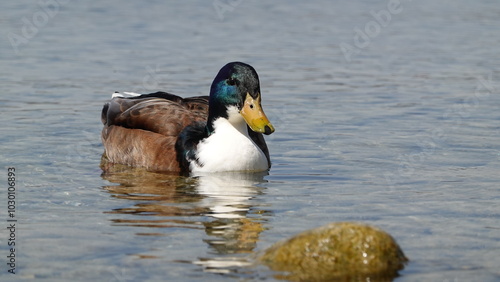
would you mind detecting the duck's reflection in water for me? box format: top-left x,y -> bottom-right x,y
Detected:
101,162 -> 271,272
195,171 -> 268,255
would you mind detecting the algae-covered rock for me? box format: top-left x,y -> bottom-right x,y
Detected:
258,222 -> 408,281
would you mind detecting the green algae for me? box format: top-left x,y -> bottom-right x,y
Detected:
258,222 -> 408,281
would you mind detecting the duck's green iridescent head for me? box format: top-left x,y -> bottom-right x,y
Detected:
208,62 -> 275,135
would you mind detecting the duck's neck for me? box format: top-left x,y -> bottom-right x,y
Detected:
206,104 -> 243,136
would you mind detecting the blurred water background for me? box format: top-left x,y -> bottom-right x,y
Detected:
1,0 -> 499,281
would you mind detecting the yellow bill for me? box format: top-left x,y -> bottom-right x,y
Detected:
240,93 -> 275,135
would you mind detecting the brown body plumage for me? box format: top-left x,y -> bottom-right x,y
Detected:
101,92 -> 209,172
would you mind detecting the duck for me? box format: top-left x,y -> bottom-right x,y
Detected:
100,62 -> 275,175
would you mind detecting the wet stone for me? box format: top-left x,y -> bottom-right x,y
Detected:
258,222 -> 408,281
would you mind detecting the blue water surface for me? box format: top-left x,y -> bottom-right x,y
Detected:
1,1 -> 499,281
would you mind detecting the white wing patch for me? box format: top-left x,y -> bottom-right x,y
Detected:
111,91 -> 142,98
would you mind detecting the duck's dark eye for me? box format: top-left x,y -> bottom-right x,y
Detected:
226,78 -> 236,86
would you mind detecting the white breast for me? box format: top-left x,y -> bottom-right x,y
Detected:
190,109 -> 269,173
